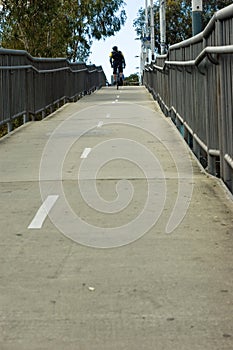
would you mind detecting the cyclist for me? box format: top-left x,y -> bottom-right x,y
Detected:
109,46 -> 126,86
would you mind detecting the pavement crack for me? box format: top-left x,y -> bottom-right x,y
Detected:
47,244 -> 73,279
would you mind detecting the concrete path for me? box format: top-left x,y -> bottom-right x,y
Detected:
0,86 -> 233,350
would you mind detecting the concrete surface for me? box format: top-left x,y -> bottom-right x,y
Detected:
0,86 -> 233,349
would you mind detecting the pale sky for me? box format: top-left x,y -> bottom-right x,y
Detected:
89,0 -> 144,82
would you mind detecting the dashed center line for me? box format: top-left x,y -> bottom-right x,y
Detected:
97,121 -> 103,128
28,195 -> 59,229
81,147 -> 92,159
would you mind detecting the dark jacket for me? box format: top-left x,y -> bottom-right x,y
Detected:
109,50 -> 126,67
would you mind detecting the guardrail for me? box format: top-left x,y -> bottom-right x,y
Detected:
144,4 -> 233,194
0,48 -> 106,134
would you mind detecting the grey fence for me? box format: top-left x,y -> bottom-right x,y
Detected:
144,4 -> 233,194
0,48 -> 106,133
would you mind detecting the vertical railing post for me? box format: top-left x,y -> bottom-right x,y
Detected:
31,68 -> 36,121
7,121 -> 13,133
24,68 -> 30,124
216,19 -> 231,189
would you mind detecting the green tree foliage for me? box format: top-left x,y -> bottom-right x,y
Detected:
0,0 -> 126,61
124,73 -> 139,85
202,0 -> 232,27
0,0 -> 68,57
133,0 -> 232,53
65,0 -> 126,62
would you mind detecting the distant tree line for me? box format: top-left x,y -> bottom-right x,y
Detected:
0,0 -> 126,61
124,73 -> 139,86
133,0 -> 232,53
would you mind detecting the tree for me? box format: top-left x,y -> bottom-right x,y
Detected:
133,0 -> 232,53
124,73 -> 139,85
0,0 -> 67,57
0,0 -> 126,61
64,0 -> 127,62
202,0 -> 232,28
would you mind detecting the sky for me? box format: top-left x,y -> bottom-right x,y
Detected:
89,0 -> 144,82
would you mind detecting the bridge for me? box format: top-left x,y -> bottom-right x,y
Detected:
0,5 -> 233,350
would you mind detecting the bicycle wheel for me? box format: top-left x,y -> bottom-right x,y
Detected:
116,69 -> 120,90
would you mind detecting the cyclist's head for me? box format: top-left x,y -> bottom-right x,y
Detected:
112,46 -> 118,52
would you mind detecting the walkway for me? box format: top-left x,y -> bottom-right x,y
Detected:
0,86 -> 233,350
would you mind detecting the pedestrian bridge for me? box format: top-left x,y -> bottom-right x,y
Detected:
0,4 -> 233,349
1,4 -> 233,194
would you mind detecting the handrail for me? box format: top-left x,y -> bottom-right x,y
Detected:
0,48 -> 106,135
152,64 -> 164,72
169,4 -> 233,50
144,4 -> 233,193
152,45 -> 233,71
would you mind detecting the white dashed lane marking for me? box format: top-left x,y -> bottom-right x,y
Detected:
81,147 -> 92,159
97,121 -> 103,128
28,195 -> 59,229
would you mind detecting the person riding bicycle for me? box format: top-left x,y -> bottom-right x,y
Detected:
109,46 -> 126,86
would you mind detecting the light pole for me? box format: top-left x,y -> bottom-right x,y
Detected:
150,0 -> 155,61
192,0 -> 203,35
145,0 -> 149,64
160,0 -> 166,55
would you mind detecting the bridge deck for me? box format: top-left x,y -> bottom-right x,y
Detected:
0,86 -> 233,349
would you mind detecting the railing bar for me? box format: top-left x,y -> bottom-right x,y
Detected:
193,133 -> 208,153
0,65 -> 88,73
184,121 -> 194,135
224,154 -> 233,170
208,149 -> 220,157
153,64 -> 164,71
154,45 -> 233,70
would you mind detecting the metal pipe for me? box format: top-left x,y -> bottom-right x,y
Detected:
145,0 -> 149,63
160,0 -> 166,54
224,154 -> 233,170
192,0 -> 203,36
160,45 -> 233,69
150,0 -> 155,61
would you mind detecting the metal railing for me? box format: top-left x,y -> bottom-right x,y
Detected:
0,48 -> 106,133
144,4 -> 233,194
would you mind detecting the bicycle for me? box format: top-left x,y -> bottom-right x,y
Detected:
116,66 -> 123,90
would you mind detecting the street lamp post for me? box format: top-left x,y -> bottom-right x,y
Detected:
192,0 -> 203,35
145,0 -> 149,64
160,0 -> 166,55
150,0 -> 155,61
